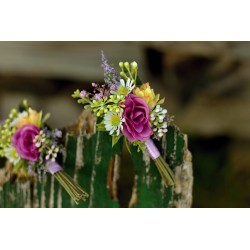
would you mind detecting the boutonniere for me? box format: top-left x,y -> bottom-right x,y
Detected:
0,100 -> 88,204
73,52 -> 175,187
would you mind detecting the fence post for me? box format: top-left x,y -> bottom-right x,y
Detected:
129,126 -> 193,208
0,110 -> 193,208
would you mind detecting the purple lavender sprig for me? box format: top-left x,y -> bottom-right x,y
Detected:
72,52 -> 120,103
101,51 -> 120,86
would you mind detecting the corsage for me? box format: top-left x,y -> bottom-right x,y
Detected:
73,52 -> 175,187
0,100 -> 88,204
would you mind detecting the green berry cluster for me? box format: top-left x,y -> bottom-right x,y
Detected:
0,109 -> 18,157
106,95 -> 125,114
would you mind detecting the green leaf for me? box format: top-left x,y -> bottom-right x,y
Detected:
72,89 -> 80,98
124,137 -> 131,154
42,112 -> 51,124
157,97 -> 165,105
136,76 -> 142,86
112,134 -> 122,147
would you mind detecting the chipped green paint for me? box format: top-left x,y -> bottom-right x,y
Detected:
0,172 -> 62,208
0,122 -> 192,208
62,131 -> 123,208
0,179 -> 32,208
129,125 -> 189,208
0,132 -> 123,208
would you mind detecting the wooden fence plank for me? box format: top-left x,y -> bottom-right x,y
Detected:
129,125 -> 193,208
0,110 -> 193,208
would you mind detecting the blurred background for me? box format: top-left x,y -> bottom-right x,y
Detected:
0,41 -> 249,208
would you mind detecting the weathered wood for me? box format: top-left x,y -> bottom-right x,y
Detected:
0,110 -> 193,208
0,162 -> 63,208
62,133 -> 122,208
61,109 -> 123,208
129,126 -> 193,208
0,162 -> 34,207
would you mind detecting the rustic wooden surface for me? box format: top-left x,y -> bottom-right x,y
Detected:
0,110 -> 193,208
129,126 -> 193,208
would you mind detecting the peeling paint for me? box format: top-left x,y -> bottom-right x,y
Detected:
49,176 -> 55,208
75,136 -> 84,169
112,155 -> 120,200
160,179 -> 165,200
20,181 -> 31,208
129,125 -> 193,208
142,150 -> 152,187
107,154 -> 120,200
88,166 -> 96,208
0,111 -> 192,208
0,162 -> 12,187
41,176 -> 47,208
57,186 -> 62,208
72,135 -> 85,205
94,132 -> 102,165
33,181 -> 39,208
168,188 -> 175,207
142,150 -> 151,167
129,176 -> 138,207
161,134 -> 167,159
64,110 -> 122,208
8,190 -> 15,204
174,135 -> 193,208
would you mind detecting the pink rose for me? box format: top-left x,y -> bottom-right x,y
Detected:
122,94 -> 153,142
12,124 -> 40,161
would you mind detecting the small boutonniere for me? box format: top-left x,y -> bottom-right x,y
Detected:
73,51 -> 175,187
0,100 -> 88,204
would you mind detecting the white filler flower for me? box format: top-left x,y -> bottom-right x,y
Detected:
113,78 -> 135,96
104,111 -> 125,136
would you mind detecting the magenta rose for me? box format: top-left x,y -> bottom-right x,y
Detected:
122,94 -> 153,142
12,124 -> 40,161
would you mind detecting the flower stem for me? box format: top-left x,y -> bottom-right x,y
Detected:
145,138 -> 175,187
54,171 -> 89,204
154,156 -> 175,187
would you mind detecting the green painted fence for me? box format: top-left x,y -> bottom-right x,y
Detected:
0,110 -> 193,208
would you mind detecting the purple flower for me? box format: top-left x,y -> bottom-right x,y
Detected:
122,95 -> 153,142
110,84 -> 117,91
94,93 -> 103,100
54,129 -> 62,138
12,124 -> 40,161
80,90 -> 87,98
101,51 -> 120,86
